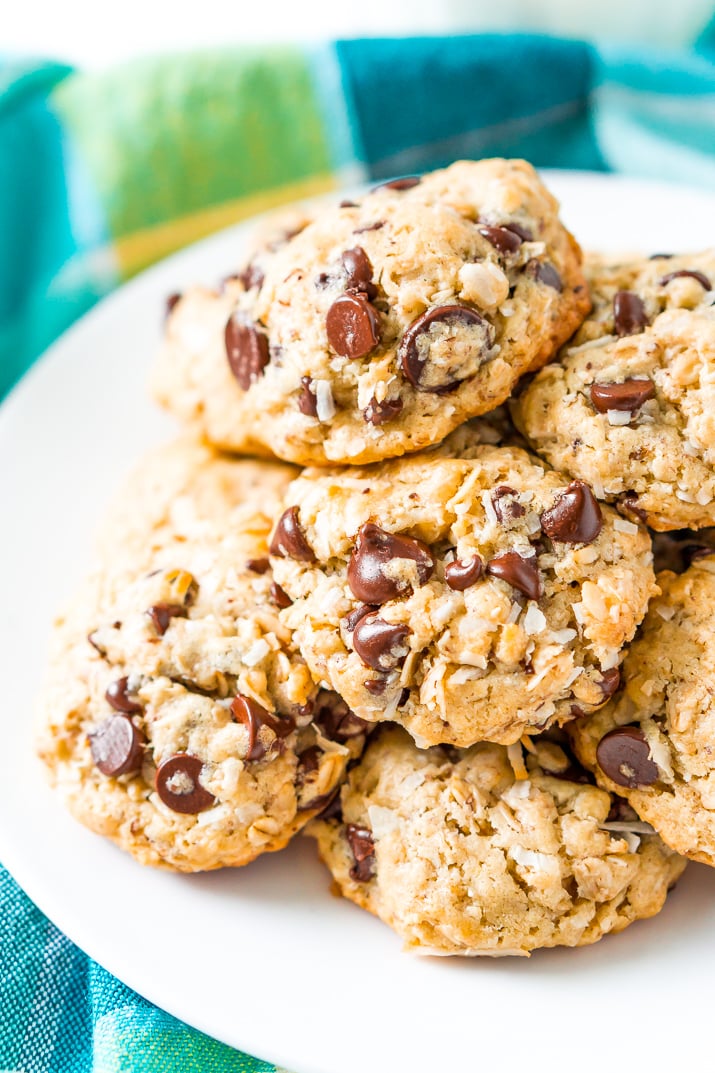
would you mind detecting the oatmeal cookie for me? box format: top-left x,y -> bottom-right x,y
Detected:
270,443 -> 656,747
152,159 -> 588,465
37,440 -> 367,871
308,725 -> 685,955
570,554 -> 715,866
514,251 -> 715,530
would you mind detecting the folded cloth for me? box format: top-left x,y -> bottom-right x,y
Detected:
1,31 -> 714,1072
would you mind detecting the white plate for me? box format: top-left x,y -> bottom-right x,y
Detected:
2,172 -> 714,1073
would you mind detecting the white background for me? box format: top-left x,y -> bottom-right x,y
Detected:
4,0 -> 712,69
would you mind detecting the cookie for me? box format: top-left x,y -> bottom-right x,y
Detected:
570,554 -> 715,867
514,251 -> 715,531
37,440 -> 368,872
269,442 -> 656,747
307,725 -> 685,956
152,159 -> 589,466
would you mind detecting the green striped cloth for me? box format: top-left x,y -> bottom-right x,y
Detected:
1,29 -> 714,1072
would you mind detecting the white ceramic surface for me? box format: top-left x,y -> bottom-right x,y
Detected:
1,173 -> 714,1073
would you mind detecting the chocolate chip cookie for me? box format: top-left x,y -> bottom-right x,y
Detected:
514,251 -> 715,531
570,554 -> 715,866
37,440 -> 367,871
269,442 -> 656,747
152,159 -> 589,466
307,725 -> 685,955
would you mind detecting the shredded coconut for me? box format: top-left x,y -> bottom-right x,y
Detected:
314,380 -> 336,422
607,410 -> 633,426
507,741 -> 528,780
613,517 -> 639,535
367,805 -> 400,838
523,602 -> 547,635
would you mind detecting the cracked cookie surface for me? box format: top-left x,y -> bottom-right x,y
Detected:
514,251 -> 715,531
270,442 -> 656,747
37,440 -> 366,872
152,159 -> 588,466
307,725 -> 685,955
570,554 -> 715,866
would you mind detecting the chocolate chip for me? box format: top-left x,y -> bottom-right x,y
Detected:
326,294 -> 380,360
613,291 -> 648,336
365,677 -> 388,696
165,292 -> 182,317
340,199 -> 359,208
445,555 -> 484,591
399,305 -> 494,393
596,726 -> 658,788
246,557 -> 270,574
313,692 -> 368,741
540,480 -> 603,544
598,667 -> 621,700
105,677 -> 142,714
492,485 -> 525,524
503,222 -> 534,242
298,377 -> 318,416
297,745 -> 321,780
363,396 -> 403,425
236,262 -> 265,291
487,551 -> 542,600
344,604 -> 377,632
270,506 -> 316,562
375,176 -> 421,191
353,221 -> 385,234
90,715 -> 145,777
155,754 -> 215,813
318,791 -> 343,822
230,694 -> 296,762
620,493 -> 647,523
590,379 -> 655,413
659,269 -> 711,291
352,614 -> 411,671
346,823 -> 376,881
527,261 -> 562,291
342,247 -> 377,300
397,687 -> 410,708
225,313 -> 270,390
478,225 -> 522,255
347,522 -> 434,604
649,252 -> 673,260
146,603 -> 187,636
270,581 -> 292,609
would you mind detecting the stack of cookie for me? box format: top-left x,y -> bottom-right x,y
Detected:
38,159 -> 715,957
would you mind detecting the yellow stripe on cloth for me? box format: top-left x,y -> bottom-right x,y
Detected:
114,172 -> 341,278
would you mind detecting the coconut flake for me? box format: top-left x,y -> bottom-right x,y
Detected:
550,628 -> 578,644
482,490 -> 498,526
655,602 -> 676,621
613,516 -> 639,535
567,334 -> 616,355
602,820 -> 655,836
314,380 -> 336,422
367,805 -> 400,838
506,601 -> 522,625
607,410 -> 633,426
507,742 -> 528,780
523,602 -> 547,635
510,845 -> 556,871
241,638 -> 271,666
